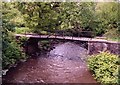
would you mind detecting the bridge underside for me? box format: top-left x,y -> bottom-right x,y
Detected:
22,37 -> 88,56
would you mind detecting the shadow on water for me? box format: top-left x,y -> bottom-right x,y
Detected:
3,42 -> 99,84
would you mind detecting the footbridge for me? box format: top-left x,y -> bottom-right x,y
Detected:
15,34 -> 120,55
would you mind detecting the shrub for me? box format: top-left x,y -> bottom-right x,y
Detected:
15,27 -> 32,34
38,40 -> 51,52
18,36 -> 29,43
87,51 -> 119,84
2,32 -> 26,70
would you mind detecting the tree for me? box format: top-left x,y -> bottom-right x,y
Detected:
58,2 -> 96,37
95,2 -> 120,35
6,2 -> 120,37
15,2 -> 61,33
2,2 -> 26,70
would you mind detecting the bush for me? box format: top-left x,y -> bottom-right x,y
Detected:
87,51 -> 119,84
38,40 -> 51,52
18,36 -> 29,43
15,27 -> 32,34
2,32 -> 26,70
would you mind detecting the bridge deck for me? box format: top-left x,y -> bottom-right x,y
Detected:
15,34 -> 119,43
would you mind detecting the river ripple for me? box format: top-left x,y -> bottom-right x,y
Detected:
3,42 -> 97,83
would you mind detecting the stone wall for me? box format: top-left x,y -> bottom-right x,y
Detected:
88,41 -> 120,55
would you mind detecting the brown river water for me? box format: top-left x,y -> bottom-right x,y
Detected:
3,42 -> 99,84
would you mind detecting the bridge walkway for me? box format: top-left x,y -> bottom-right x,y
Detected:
15,34 -> 119,43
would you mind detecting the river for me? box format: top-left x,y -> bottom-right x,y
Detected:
3,42 -> 98,83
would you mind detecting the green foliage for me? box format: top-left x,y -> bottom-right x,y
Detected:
104,28 -> 120,41
15,27 -> 32,34
95,2 -> 120,36
60,2 -> 95,30
38,40 -> 51,52
14,2 -> 119,37
2,3 -> 27,70
3,2 -> 120,37
2,2 -> 25,29
15,2 -> 61,33
17,36 -> 29,47
87,52 -> 119,84
2,32 -> 26,70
